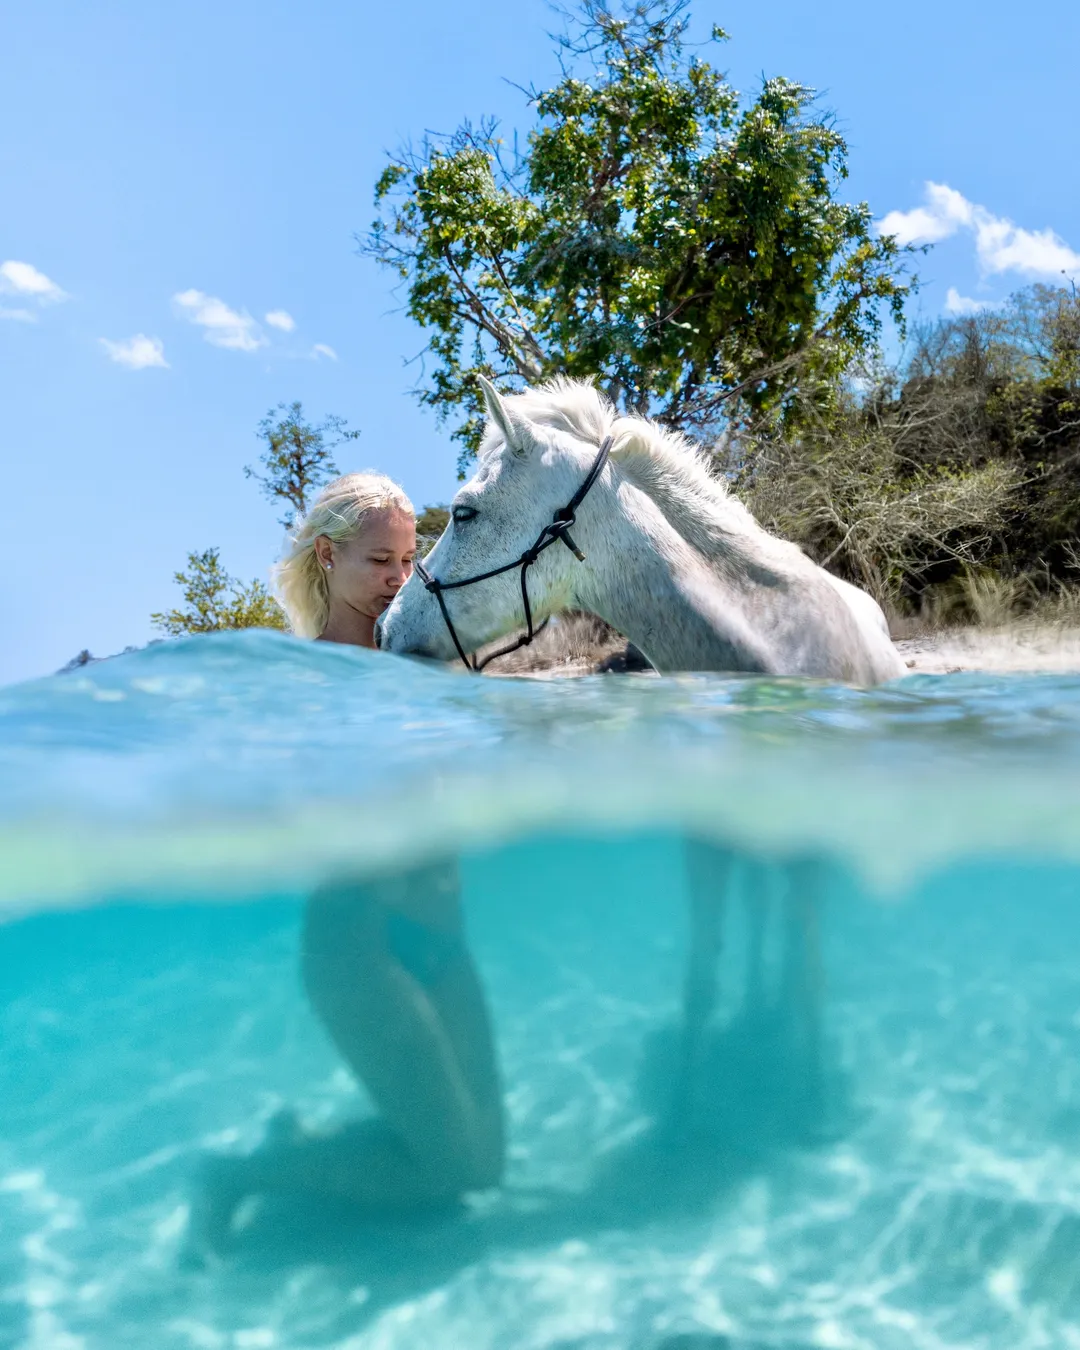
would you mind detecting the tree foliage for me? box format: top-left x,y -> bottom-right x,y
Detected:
152,403 -> 453,637
414,504 -> 451,555
747,284 -> 1080,613
364,0 -> 914,473
150,548 -> 287,636
246,401 -> 360,527
152,403 -> 361,638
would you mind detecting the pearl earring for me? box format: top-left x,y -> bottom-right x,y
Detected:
325,562 -> 333,571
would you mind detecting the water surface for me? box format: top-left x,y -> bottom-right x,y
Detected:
2,632 -> 1079,1349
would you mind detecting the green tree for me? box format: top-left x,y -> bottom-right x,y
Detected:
364,0 -> 914,473
246,401 -> 361,527
151,548 -> 287,636
152,403 -> 376,638
746,284 -> 1080,613
414,503 -> 450,555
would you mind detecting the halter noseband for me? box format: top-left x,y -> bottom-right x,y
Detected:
413,436 -> 613,673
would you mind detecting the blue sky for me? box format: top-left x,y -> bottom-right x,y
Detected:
3,0 -> 1078,685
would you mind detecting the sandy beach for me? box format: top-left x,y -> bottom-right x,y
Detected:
485,617 -> 1080,680
896,624 -> 1080,676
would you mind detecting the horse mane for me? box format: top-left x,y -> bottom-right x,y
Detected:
492,377 -> 764,559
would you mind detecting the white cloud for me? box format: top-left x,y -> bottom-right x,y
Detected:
100,334 -> 169,369
0,259 -> 68,324
878,183 -> 1080,281
879,183 -> 974,246
974,217 -> 1080,278
265,309 -> 295,332
173,288 -> 266,352
0,259 -> 68,303
311,343 -> 338,361
944,288 -> 995,316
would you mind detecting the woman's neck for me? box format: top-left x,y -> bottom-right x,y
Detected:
318,601 -> 377,649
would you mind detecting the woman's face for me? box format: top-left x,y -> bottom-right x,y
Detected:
324,509 -> 417,620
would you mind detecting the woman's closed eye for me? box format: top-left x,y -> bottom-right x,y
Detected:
452,505 -> 478,524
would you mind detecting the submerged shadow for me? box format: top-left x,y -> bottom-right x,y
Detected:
205,1007 -> 850,1347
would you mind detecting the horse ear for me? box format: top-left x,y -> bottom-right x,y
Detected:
477,375 -> 529,455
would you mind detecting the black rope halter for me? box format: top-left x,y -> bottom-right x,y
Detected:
412,436 -> 613,673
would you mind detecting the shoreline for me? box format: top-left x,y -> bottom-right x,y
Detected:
498,618 -> 1080,679
895,624 -> 1080,676
51,621 -> 1080,683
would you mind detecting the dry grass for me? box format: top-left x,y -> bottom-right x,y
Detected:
892,571 -> 1080,674
896,572 -> 1080,636
745,420 -> 1022,611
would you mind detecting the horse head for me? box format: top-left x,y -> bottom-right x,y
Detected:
378,378 -> 610,664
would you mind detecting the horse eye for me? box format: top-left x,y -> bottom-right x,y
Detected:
452,505 -> 478,524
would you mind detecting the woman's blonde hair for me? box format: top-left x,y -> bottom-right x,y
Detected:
274,471 -> 414,638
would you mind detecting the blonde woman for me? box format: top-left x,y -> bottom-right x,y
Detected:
192,474 -> 504,1254
275,471 -> 417,649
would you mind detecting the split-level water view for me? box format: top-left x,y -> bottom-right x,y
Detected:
2,633 -> 1080,1349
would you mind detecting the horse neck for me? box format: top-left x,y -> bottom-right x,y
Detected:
573,475 -> 775,673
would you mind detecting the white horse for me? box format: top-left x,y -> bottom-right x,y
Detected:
379,376 -> 905,684
380,377 -> 900,1129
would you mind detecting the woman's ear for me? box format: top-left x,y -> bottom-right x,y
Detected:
313,535 -> 333,570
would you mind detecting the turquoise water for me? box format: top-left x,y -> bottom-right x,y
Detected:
3,631 -> 1080,1349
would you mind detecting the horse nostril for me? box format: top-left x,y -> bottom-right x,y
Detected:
374,622 -> 383,650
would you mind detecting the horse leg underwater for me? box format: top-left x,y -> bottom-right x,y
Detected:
781,857 -> 828,1115
675,838 -> 734,1116
675,841 -> 827,1128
